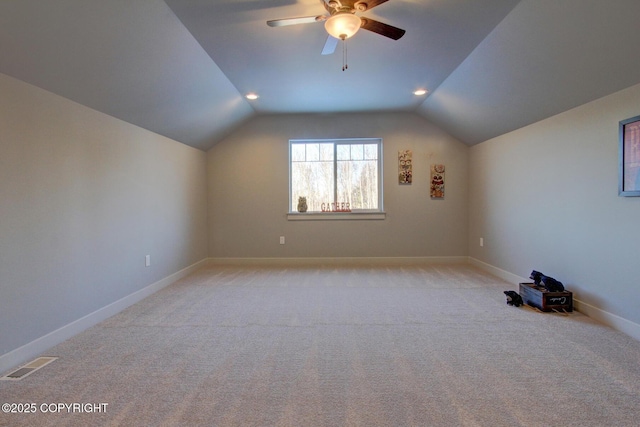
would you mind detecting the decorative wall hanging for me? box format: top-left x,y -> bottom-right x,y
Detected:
398,150 -> 412,184
430,164 -> 445,198
619,115 -> 640,196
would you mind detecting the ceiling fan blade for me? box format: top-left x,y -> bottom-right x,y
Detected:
354,0 -> 389,11
267,16 -> 324,27
321,35 -> 339,55
360,18 -> 405,40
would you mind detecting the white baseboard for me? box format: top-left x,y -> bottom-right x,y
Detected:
573,299 -> 640,341
467,257 -> 529,285
468,257 -> 640,342
0,258 -> 210,375
209,256 -> 469,266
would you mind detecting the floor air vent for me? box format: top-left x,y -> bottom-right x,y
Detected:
1,356 -> 58,381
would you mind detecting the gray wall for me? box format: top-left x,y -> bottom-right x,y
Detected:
469,82 -> 640,326
4,66 -> 639,365
0,73 -> 208,357
208,113 -> 469,258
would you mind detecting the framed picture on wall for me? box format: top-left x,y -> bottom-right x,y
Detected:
619,115 -> 640,196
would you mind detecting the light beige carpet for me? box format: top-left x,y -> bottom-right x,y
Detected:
1,263 -> 639,426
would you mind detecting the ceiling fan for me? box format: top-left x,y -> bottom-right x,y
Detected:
267,0 -> 405,56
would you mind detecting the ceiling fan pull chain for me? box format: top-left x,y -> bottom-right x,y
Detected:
342,39 -> 348,71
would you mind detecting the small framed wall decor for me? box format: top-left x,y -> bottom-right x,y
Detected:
398,150 -> 412,184
619,115 -> 640,196
430,164 -> 445,198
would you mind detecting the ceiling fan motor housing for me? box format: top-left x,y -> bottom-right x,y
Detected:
328,0 -> 370,12
354,2 -> 369,12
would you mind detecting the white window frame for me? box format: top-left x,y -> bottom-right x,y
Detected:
288,138 -> 385,221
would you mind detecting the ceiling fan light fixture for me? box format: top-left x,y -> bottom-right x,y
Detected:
325,12 -> 362,40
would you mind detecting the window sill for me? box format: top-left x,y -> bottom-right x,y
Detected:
287,212 -> 386,221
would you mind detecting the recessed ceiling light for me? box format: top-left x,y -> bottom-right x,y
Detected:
245,93 -> 259,100
413,89 -> 428,96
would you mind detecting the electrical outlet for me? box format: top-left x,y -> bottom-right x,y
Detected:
280,236 -> 285,245
145,255 -> 151,267
479,238 -> 484,247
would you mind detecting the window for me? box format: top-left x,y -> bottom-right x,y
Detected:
289,138 -> 383,213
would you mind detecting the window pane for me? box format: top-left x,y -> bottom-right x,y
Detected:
319,143 -> 334,161
291,156 -> 334,212
364,144 -> 378,160
337,158 -> 378,210
306,143 -> 320,161
336,144 -> 350,161
291,143 -> 306,161
350,144 -> 364,160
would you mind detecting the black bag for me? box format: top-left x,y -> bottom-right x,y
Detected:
530,270 -> 564,292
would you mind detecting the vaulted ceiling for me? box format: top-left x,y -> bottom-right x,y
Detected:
2,0 -> 640,151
